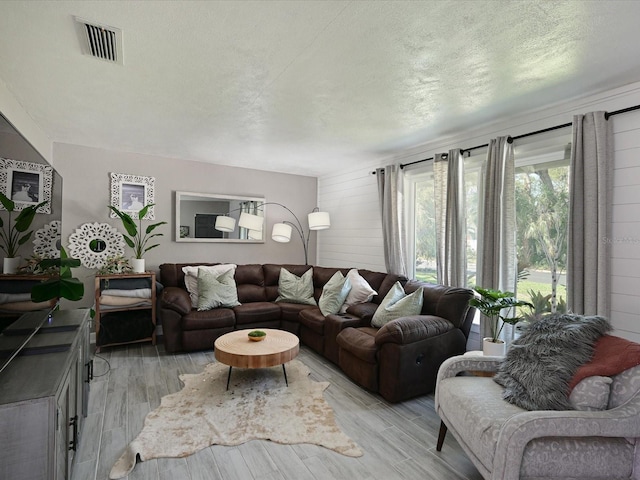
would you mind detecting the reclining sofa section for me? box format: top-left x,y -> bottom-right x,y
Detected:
159,263 -> 475,402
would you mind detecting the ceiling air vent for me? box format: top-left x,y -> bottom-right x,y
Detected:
74,17 -> 123,65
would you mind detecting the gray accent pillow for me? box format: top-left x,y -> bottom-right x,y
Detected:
319,271 -> 352,316
183,264 -> 237,307
275,268 -> 317,306
494,313 -> 612,410
197,268 -> 241,311
371,281 -> 423,328
569,376 -> 612,411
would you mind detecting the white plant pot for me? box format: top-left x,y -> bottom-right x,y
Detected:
3,256 -> 21,274
483,337 -> 506,357
131,258 -> 146,273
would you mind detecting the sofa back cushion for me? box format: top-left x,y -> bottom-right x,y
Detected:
404,280 -> 474,330
359,270 -> 407,304
235,264 -> 267,303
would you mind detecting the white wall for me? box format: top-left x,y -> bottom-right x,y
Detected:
54,143 -> 319,308
318,81 -> 640,341
0,77 -> 51,163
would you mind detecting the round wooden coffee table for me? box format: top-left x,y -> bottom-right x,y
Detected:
214,329 -> 300,390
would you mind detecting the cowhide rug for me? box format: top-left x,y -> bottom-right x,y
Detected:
109,359 -> 362,479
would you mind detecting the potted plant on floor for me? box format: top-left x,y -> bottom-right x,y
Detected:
470,286 -> 533,356
0,192 -> 47,273
108,204 -> 166,273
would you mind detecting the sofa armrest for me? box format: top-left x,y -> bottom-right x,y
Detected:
324,313 -> 371,364
160,286 -> 192,315
493,395 -> 640,480
436,353 -> 502,381
374,316 -> 454,346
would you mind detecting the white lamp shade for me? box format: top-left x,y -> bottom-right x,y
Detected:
238,212 -> 264,231
308,211 -> 330,230
248,229 -> 262,240
272,223 -> 292,243
215,215 -> 236,232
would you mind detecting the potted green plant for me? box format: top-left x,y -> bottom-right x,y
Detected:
0,192 -> 47,273
108,204 -> 166,273
30,247 -> 85,303
248,330 -> 267,342
470,286 -> 533,356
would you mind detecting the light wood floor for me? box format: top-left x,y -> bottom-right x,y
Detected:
71,342 -> 483,480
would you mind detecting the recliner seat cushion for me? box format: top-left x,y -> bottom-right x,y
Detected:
279,302 -> 315,323
181,308 -> 236,331
233,302 -> 281,325
299,308 -> 326,334
337,327 -> 378,364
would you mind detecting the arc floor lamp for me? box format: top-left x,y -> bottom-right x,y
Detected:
214,202 -> 330,265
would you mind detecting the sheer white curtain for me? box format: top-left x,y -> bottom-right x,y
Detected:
434,149 -> 467,287
476,137 -> 516,340
568,111 -> 613,316
376,165 -> 408,276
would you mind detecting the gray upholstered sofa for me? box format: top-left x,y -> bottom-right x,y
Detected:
435,352 -> 640,480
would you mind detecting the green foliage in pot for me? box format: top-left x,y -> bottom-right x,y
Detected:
470,286 -> 533,343
108,204 -> 167,259
0,192 -> 47,258
248,330 -> 266,338
30,247 -> 85,302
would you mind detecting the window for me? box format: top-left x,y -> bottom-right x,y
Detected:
514,129 -> 571,318
406,168 -> 437,282
405,154 -> 482,285
405,128 -> 571,327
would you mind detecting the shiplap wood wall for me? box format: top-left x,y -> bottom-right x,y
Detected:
318,81 -> 640,342
611,112 -> 640,342
317,159 -> 386,272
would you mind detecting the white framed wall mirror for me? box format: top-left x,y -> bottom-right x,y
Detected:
175,191 -> 266,243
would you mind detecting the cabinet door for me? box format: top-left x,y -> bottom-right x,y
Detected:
55,370 -> 70,480
55,358 -> 79,480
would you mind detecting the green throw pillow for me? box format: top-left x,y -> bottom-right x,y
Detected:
197,268 -> 241,311
318,271 -> 352,316
371,281 -> 423,328
275,268 -> 317,306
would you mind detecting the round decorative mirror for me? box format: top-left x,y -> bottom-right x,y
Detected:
32,220 -> 62,259
68,222 -> 125,269
89,239 -> 108,253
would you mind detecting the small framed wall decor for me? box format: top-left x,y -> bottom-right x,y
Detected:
110,172 -> 155,220
0,157 -> 53,213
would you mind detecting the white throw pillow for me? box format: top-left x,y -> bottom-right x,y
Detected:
318,271 -> 352,316
340,269 -> 377,313
371,281 -> 423,328
182,264 -> 237,308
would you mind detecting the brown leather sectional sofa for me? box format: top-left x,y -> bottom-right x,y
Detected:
159,263 -> 475,402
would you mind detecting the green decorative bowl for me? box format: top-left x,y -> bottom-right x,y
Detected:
248,330 -> 266,342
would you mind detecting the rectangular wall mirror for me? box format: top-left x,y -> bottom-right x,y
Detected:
175,191 -> 265,243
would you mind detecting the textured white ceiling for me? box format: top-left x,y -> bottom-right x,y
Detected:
1,1 -> 640,177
